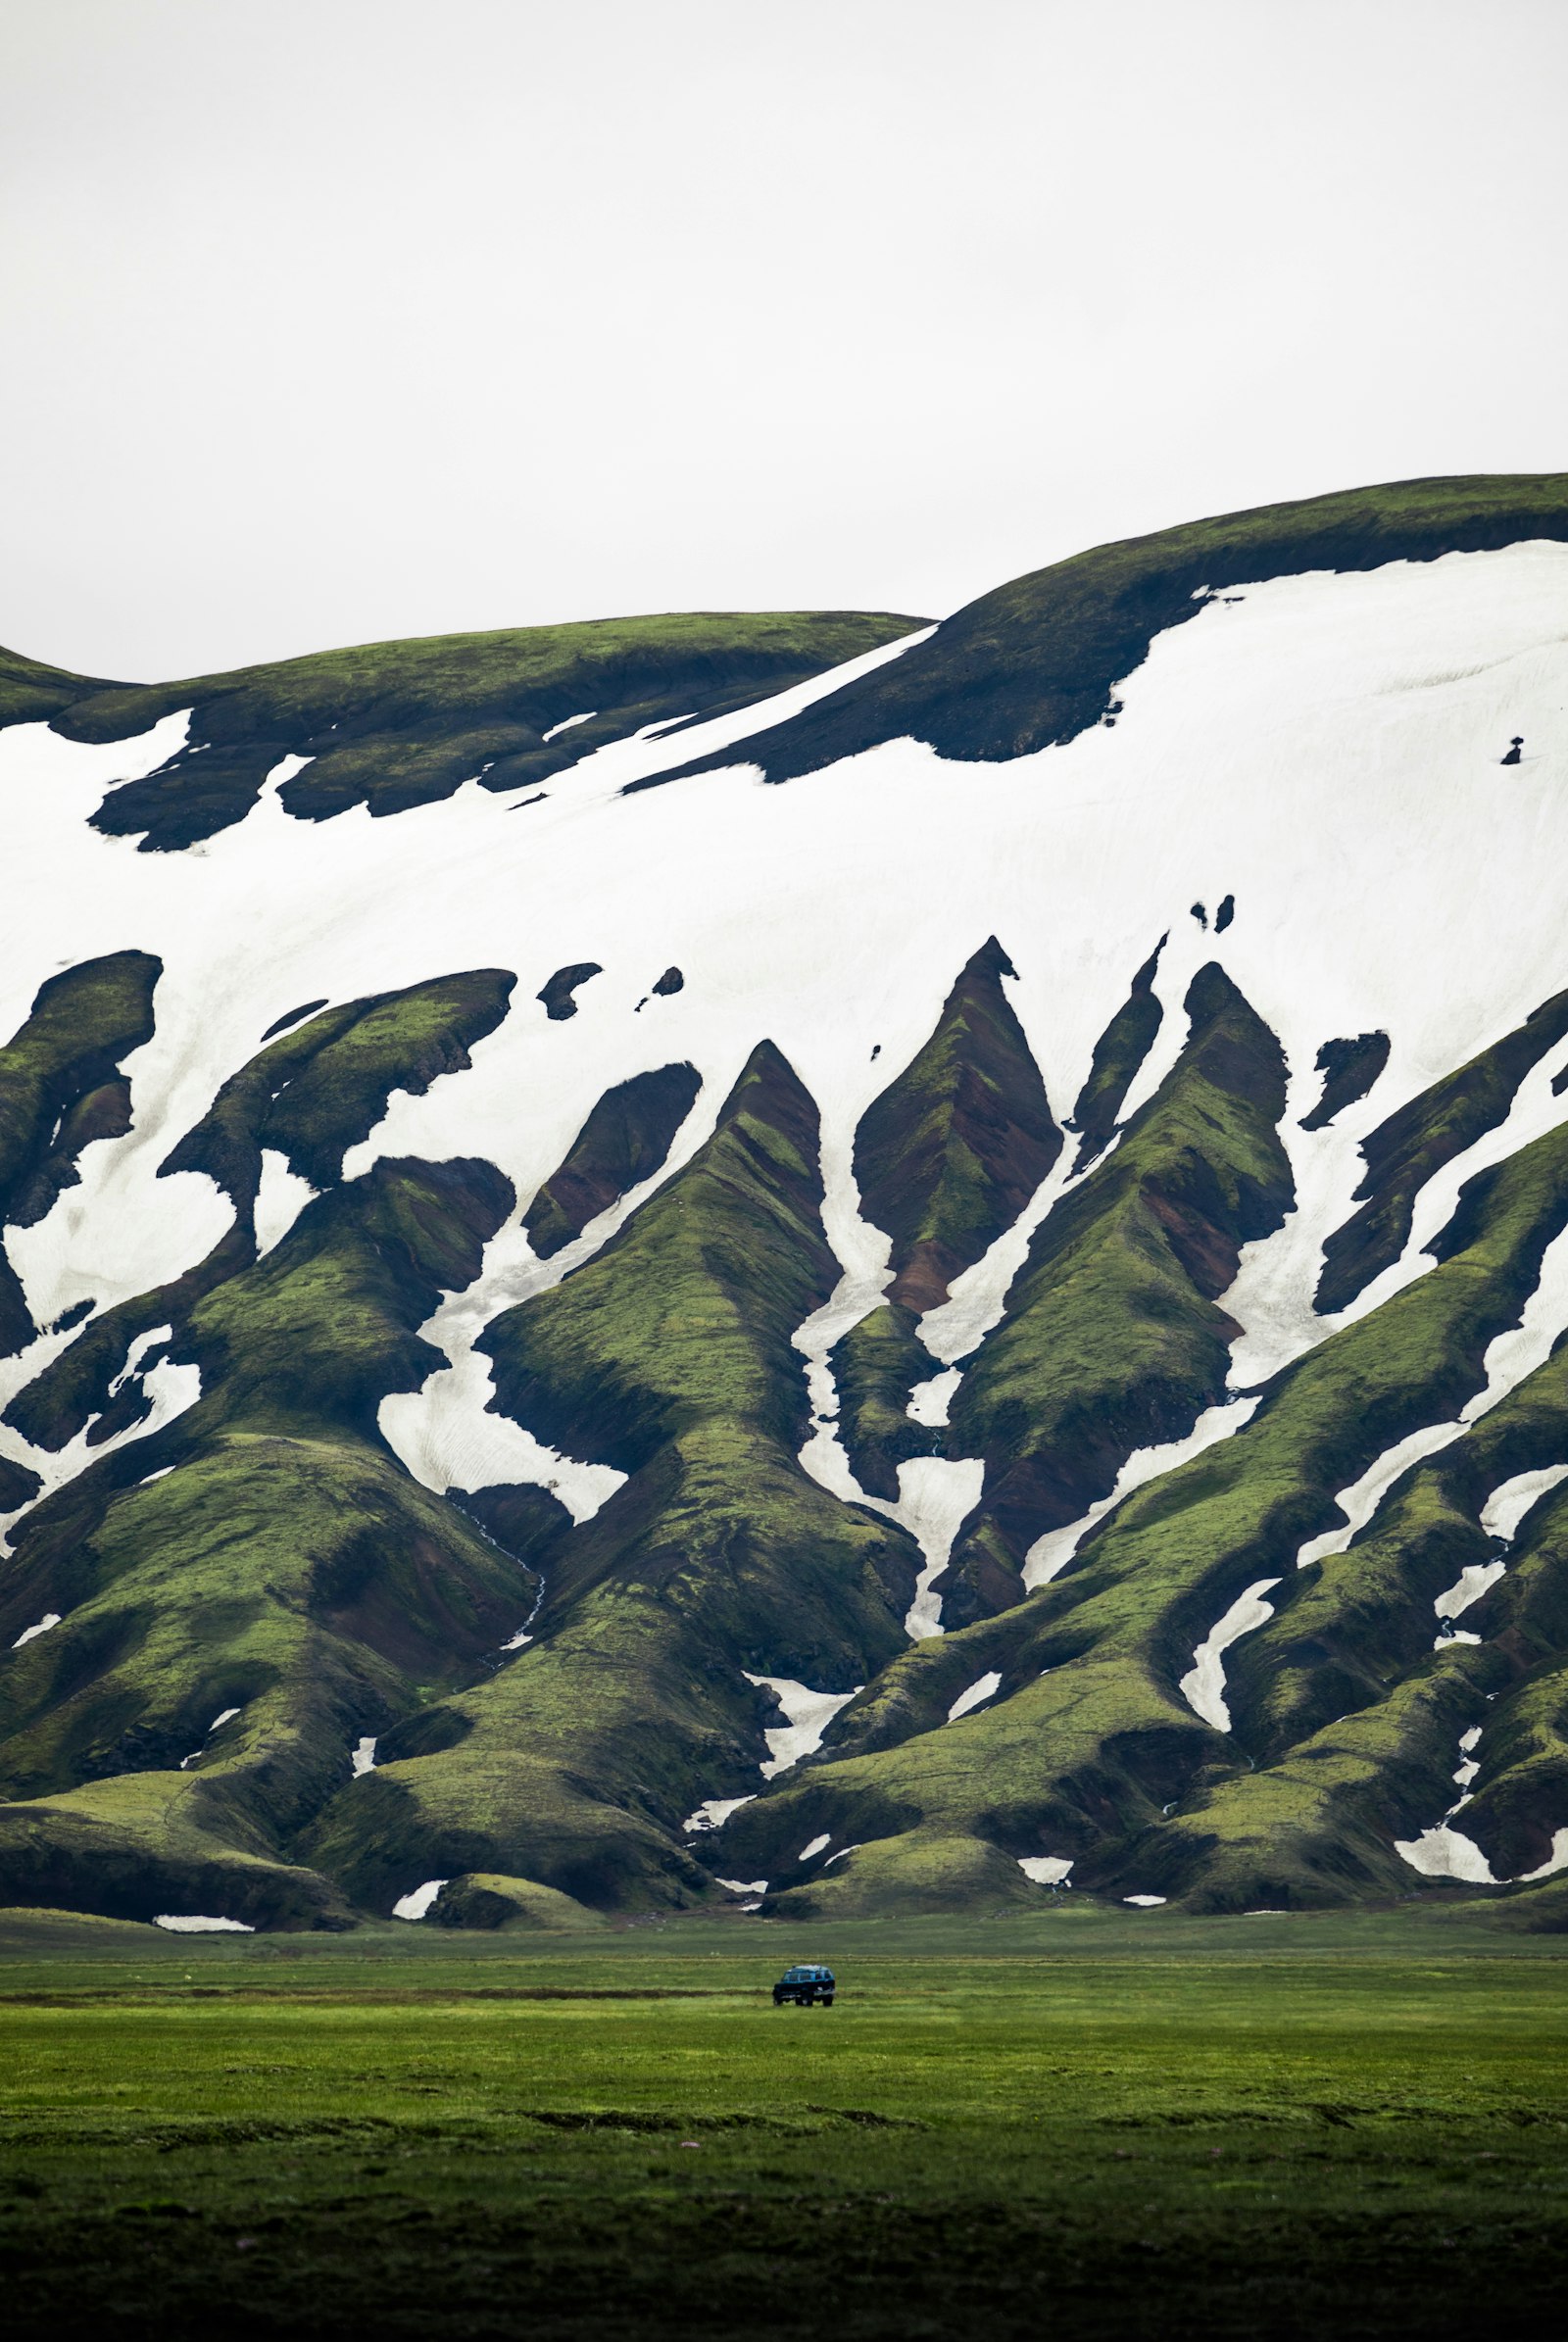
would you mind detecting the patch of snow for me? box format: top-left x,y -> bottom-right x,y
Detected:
1179,1577 -> 1282,1732
743,1674 -> 859,1779
1124,1895 -> 1167,1907
138,1466 -> 176,1486
1023,1395 -> 1259,1590
1296,1219 -> 1568,1573
0,1317 -> 201,1557
351,1736 -> 377,1777
392,1878 -> 448,1920
179,1704 -> 242,1769
253,1148 -> 318,1256
1434,1562 -> 1508,1622
154,1914 -> 256,1933
822,1843 -> 862,1867
1017,1856 -> 1073,1885
1517,1829 -> 1568,1881
914,1147 -> 1087,1369
1222,1063 -> 1388,1387
715,1877 -> 768,1894
946,1670 -> 1002,1723
541,710 -> 598,743
799,1834 -> 832,1861
1396,1823 -> 1499,1882
11,1611 -> 61,1648
906,1367 -> 961,1428
1480,1463 -> 1568,1542
683,1795 -> 757,1834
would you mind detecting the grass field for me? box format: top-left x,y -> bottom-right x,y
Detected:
0,1901 -> 1564,2339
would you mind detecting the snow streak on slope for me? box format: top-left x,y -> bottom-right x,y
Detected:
1294,1219 -> 1568,1575
792,1122 -> 986,1637
1021,1395 -> 1261,1591
1480,1464 -> 1568,1541
743,1674 -> 860,1778
1179,1578 -> 1282,1732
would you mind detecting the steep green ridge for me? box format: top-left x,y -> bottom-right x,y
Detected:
0,644 -> 118,728
5,969 -> 514,1453
0,1152 -> 525,1927
940,963 -> 1291,1616
853,939 -> 1059,1313
1317,983 -> 1568,1313
832,938 -> 1059,1499
711,1109 -> 1568,1916
523,1061 -> 702,1257
0,951 -> 162,1356
1067,937 -> 1165,1168
309,1044 -> 922,1913
656,474 -> 1568,786
11,610 -> 924,852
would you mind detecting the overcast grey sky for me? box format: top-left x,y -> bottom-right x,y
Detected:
3,0 -> 1565,681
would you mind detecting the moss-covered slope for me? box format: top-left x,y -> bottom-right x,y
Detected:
308,1044 -> 922,1913
5,970 -> 514,1454
1317,984 -> 1568,1312
11,610 -> 924,851
661,473 -> 1568,785
712,1108 -> 1568,1917
0,1151 -> 526,1927
941,963 -> 1291,1608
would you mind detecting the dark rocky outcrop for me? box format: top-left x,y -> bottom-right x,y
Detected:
524,1063 -> 701,1257
1300,1031 -> 1390,1131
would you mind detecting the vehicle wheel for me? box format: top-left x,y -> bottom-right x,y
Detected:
822,1995 -> 834,2006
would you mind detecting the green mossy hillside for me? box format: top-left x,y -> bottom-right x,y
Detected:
712,1108 -> 1568,1916
1317,982 -> 1568,1313
0,643 -> 118,728
0,1153 -> 526,1927
942,961 -> 1291,1599
853,938 -> 1059,1314
0,951 -> 161,1355
5,969 -> 514,1454
311,1046 -> 923,1914
663,472 -> 1568,785
23,610 -> 924,851
484,1042 -> 837,1471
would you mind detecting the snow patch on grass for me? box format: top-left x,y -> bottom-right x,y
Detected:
1480,1463 -> 1568,1542
154,1914 -> 254,1933
392,1878 -> 448,1920
946,1670 -> 1002,1723
744,1674 -> 859,1778
10,1611 -> 60,1648
683,1796 -> 757,1834
1023,1395 -> 1259,1590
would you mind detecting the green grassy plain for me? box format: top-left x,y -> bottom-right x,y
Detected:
0,1903 -> 1563,2339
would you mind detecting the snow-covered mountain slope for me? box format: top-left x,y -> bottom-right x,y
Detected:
3,478 -> 1568,1930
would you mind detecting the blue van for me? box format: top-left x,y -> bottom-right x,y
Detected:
773,1964 -> 836,2006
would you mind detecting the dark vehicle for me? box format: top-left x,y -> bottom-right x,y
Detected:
773,1964 -> 836,2006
